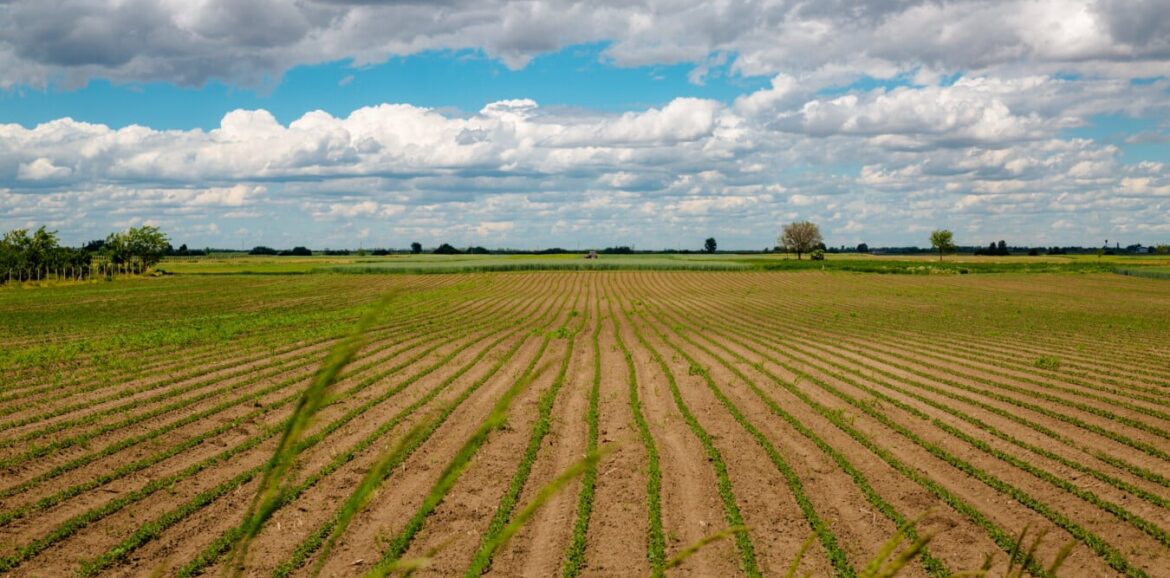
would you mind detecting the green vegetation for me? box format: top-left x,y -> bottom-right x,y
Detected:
607,295 -> 667,577
930,229 -> 956,261
561,295 -> 603,578
622,301 -> 762,577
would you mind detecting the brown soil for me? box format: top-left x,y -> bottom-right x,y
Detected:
2,271 -> 1169,577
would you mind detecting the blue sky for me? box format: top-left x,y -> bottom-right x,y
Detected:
2,44 -> 768,130
2,1 -> 1169,250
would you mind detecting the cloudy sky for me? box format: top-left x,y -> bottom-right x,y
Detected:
1,0 -> 1168,250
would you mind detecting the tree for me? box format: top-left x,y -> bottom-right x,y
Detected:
410,242 -> 422,254
1,226 -> 92,283
704,237 -> 717,253
125,226 -> 169,270
929,229 -> 955,261
856,242 -> 869,253
997,240 -> 1008,255
779,221 -> 823,260
105,226 -> 170,273
433,243 -> 461,255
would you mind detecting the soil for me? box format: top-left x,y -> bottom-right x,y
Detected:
2,271 -> 1168,577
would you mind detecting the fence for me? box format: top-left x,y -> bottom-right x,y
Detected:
1,262 -> 149,285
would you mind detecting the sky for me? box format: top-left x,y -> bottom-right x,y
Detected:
1,0 -> 1169,251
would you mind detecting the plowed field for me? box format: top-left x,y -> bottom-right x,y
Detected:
1,271 -> 1168,577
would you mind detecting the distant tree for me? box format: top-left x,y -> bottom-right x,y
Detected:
601,246 -> 634,254
704,237 -> 717,253
1,227 -> 94,282
1156,245 -> 1170,255
249,246 -> 279,255
434,243 -> 461,255
467,246 -> 491,255
779,221 -> 823,260
104,226 -> 169,273
410,242 -> 423,254
997,240 -> 1008,255
856,242 -> 869,253
127,226 -> 169,270
929,229 -> 955,261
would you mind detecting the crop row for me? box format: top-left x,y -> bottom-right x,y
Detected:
0,277 -> 563,574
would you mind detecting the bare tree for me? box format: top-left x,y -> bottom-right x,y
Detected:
779,221 -> 822,260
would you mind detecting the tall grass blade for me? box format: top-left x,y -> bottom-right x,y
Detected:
857,511 -> 935,578
469,446 -> 614,576
362,354 -> 555,578
784,533 -> 817,578
659,525 -> 744,575
224,291 -> 396,577
309,416 -> 434,577
1047,541 -> 1077,574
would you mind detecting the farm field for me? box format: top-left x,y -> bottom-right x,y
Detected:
1,270 -> 1169,577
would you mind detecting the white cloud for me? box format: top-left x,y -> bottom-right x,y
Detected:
1,0 -> 1167,90
1,0 -> 1169,248
17,157 -> 72,180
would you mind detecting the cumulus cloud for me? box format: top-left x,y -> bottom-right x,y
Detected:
1,1 -> 1168,247
17,158 -> 73,181
1,92 -> 1165,249
1,0 -> 1168,89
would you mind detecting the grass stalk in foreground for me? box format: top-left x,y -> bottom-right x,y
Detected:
470,447 -> 614,577
361,342 -> 554,578
224,292 -> 396,578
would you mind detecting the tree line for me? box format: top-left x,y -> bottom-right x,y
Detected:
0,226 -> 170,284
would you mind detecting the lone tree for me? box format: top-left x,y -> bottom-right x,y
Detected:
779,221 -> 822,260
930,229 -> 955,261
704,237 -> 717,253
410,241 -> 422,254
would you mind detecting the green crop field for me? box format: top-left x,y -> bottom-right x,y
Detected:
1,267 -> 1168,577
